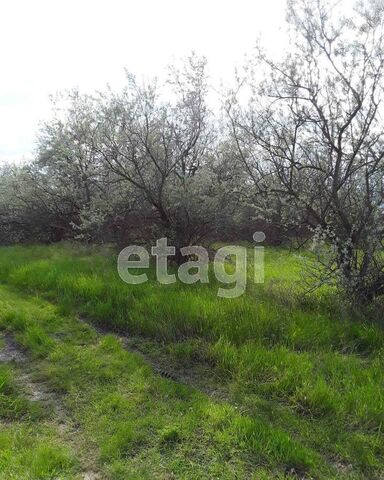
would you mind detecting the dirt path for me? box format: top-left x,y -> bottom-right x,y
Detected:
0,322 -> 229,480
0,333 -> 61,405
0,333 -> 27,363
0,333 -> 101,480
78,317 -> 231,402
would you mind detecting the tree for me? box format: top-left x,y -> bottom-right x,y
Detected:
0,163 -> 77,243
227,0 -> 384,301
97,55 -> 219,259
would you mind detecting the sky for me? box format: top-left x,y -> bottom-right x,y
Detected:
0,0 -> 287,163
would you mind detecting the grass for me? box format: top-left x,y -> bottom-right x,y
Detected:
0,285 -> 320,479
0,242 -> 383,478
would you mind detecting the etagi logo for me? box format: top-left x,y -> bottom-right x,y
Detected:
117,232 -> 265,298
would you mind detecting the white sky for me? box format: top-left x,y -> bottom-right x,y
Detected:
0,0 -> 287,163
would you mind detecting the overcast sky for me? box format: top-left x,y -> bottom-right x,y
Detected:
0,0 -> 287,163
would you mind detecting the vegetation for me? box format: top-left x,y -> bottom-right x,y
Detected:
1,0 -> 384,301
1,0 -> 384,478
0,243 -> 383,479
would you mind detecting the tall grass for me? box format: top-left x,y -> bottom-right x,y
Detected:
0,285 -> 323,479
0,242 -> 384,476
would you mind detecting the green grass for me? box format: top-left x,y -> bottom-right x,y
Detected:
0,242 -> 383,478
0,429 -> 75,480
0,363 -> 35,422
0,285 -> 321,479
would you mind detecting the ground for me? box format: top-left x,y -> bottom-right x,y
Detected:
0,243 -> 383,479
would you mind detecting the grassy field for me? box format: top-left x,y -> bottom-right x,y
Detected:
0,243 -> 383,479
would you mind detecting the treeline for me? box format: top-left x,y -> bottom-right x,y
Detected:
0,59 -> 291,249
1,0 -> 384,301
